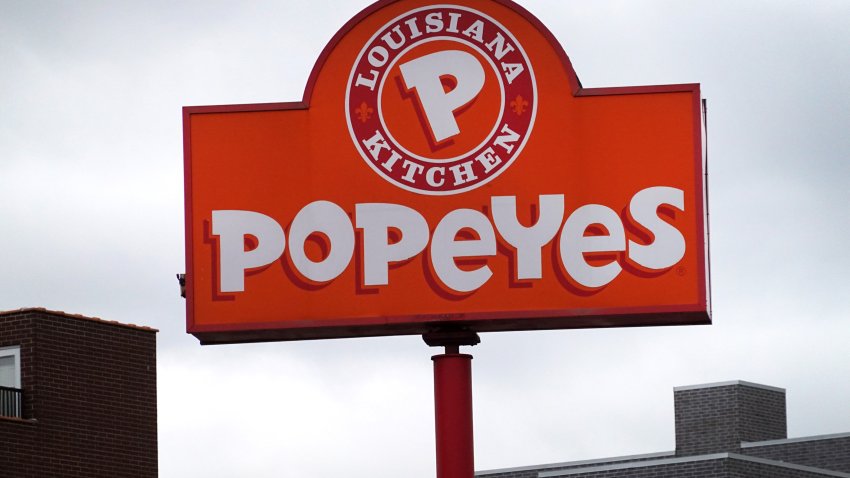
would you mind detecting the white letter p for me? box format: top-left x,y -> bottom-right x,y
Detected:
399,50 -> 485,143
212,210 -> 285,293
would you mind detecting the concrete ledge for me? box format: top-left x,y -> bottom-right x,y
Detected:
0,416 -> 37,425
673,380 -> 785,393
742,432 -> 850,448
476,451 -> 676,476
538,453 -> 850,477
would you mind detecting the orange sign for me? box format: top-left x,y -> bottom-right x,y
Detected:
184,0 -> 709,344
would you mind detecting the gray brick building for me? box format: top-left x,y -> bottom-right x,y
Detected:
478,381 -> 850,478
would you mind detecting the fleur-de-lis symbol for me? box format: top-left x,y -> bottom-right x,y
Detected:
355,101 -> 374,123
510,95 -> 529,116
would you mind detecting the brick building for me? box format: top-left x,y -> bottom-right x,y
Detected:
0,308 -> 158,477
478,381 -> 850,478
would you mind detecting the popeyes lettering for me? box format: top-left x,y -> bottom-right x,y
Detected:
211,186 -> 685,294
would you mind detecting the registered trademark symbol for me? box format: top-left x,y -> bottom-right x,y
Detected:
676,266 -> 687,276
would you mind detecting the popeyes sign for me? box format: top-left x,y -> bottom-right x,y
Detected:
183,0 -> 710,344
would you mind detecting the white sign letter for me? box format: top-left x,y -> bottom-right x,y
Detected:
492,195 -> 564,280
288,201 -> 354,283
628,186 -> 686,270
560,205 -> 625,288
431,209 -> 496,293
399,50 -> 485,143
356,203 -> 430,286
212,210 -> 285,293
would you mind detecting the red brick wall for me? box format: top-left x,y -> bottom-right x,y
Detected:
0,310 -> 157,478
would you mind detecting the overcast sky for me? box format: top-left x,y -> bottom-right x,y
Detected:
1,1 -> 849,477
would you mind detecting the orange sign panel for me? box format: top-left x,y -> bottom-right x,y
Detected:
184,0 -> 709,344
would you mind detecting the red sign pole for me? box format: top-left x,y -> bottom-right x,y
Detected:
425,331 -> 480,478
433,352 -> 474,478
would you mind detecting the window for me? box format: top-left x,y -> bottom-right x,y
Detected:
0,346 -> 20,388
0,346 -> 22,418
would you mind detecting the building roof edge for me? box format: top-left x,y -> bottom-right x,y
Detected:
0,307 -> 158,333
673,380 -> 785,393
537,453 -> 850,477
476,451 -> 676,476
742,432 -> 850,448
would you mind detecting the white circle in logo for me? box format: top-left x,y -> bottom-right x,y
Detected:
346,5 -> 537,195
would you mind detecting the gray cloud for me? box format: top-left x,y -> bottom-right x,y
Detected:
1,1 -> 848,476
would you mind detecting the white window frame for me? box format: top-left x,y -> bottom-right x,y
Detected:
0,346 -> 21,389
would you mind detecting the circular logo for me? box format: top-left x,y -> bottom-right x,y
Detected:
346,5 -> 537,195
